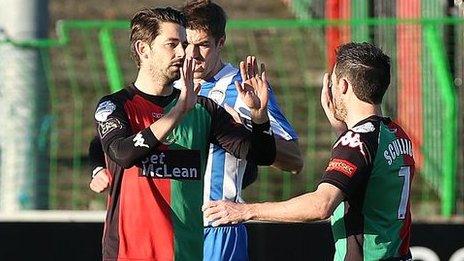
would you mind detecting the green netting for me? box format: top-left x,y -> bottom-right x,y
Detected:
0,18 -> 462,218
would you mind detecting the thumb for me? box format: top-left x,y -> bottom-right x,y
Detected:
224,104 -> 241,123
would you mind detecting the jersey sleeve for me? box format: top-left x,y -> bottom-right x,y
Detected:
267,86 -> 298,140
241,161 -> 258,189
94,95 -> 160,168
319,131 -> 372,199
199,96 -> 276,166
88,135 -> 106,177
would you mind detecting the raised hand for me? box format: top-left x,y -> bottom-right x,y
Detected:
177,58 -> 201,114
321,73 -> 347,134
236,56 -> 269,124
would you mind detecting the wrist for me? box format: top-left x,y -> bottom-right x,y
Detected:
92,167 -> 104,178
172,103 -> 189,118
250,109 -> 268,124
245,204 -> 258,221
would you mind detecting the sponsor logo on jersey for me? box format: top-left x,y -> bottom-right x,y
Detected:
352,122 -> 375,133
326,158 -> 357,177
133,133 -> 149,148
333,131 -> 366,156
209,90 -> 225,104
98,118 -> 122,138
95,100 -> 116,122
152,112 -> 164,119
140,150 -> 201,180
384,138 -> 413,165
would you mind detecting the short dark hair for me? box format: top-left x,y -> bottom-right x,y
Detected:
335,42 -> 391,104
130,7 -> 185,66
182,0 -> 227,43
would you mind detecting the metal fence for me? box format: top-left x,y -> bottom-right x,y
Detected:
0,17 -> 462,218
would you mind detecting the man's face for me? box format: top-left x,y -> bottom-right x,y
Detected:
185,29 -> 224,81
330,68 -> 347,122
144,22 -> 186,85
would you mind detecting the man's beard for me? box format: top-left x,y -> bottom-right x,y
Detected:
165,69 -> 180,85
150,64 -> 181,86
333,97 -> 347,122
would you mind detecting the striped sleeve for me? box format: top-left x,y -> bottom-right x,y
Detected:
267,86 -> 298,140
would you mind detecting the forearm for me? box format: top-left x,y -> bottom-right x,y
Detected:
105,104 -> 186,168
271,139 -> 303,173
245,193 -> 329,223
244,184 -> 343,223
149,104 -> 185,142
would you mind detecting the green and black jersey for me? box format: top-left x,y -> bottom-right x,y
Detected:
320,116 -> 414,261
94,85 -> 275,261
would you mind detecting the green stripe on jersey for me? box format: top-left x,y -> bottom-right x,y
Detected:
332,203 -> 347,261
362,122 -> 407,260
165,101 -> 211,261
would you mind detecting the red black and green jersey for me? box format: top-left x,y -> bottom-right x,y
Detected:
320,116 -> 414,261
94,85 -> 275,261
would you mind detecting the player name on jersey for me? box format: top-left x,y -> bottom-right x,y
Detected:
383,138 -> 413,165
140,150 -> 201,180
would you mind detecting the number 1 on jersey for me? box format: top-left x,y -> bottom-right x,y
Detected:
398,166 -> 411,220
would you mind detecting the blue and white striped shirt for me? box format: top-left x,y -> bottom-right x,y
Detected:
178,63 -> 297,226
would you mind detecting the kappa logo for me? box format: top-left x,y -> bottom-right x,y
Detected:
133,133 -> 149,148
95,100 -> 116,122
334,131 -> 366,156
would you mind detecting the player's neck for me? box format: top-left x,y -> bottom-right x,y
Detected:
345,103 -> 383,129
203,59 -> 225,82
134,67 -> 173,96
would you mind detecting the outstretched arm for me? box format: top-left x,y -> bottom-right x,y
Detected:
203,183 -> 344,226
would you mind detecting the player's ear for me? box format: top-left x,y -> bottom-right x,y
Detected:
340,78 -> 349,94
135,40 -> 151,63
217,36 -> 226,50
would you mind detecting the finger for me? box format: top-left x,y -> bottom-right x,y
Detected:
202,201 -> 216,211
100,172 -> 110,183
95,179 -> 108,189
252,56 -> 258,76
99,178 -> 110,189
202,200 -> 222,212
224,104 -> 241,123
179,67 -> 185,89
212,218 -> 228,227
239,61 -> 247,81
205,210 -> 226,223
321,73 -> 330,104
204,206 -> 222,219
246,56 -> 253,79
186,58 -> 193,87
234,81 -> 245,95
260,63 -> 267,82
224,103 -> 238,117
190,58 -> 195,79
90,182 -> 102,193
